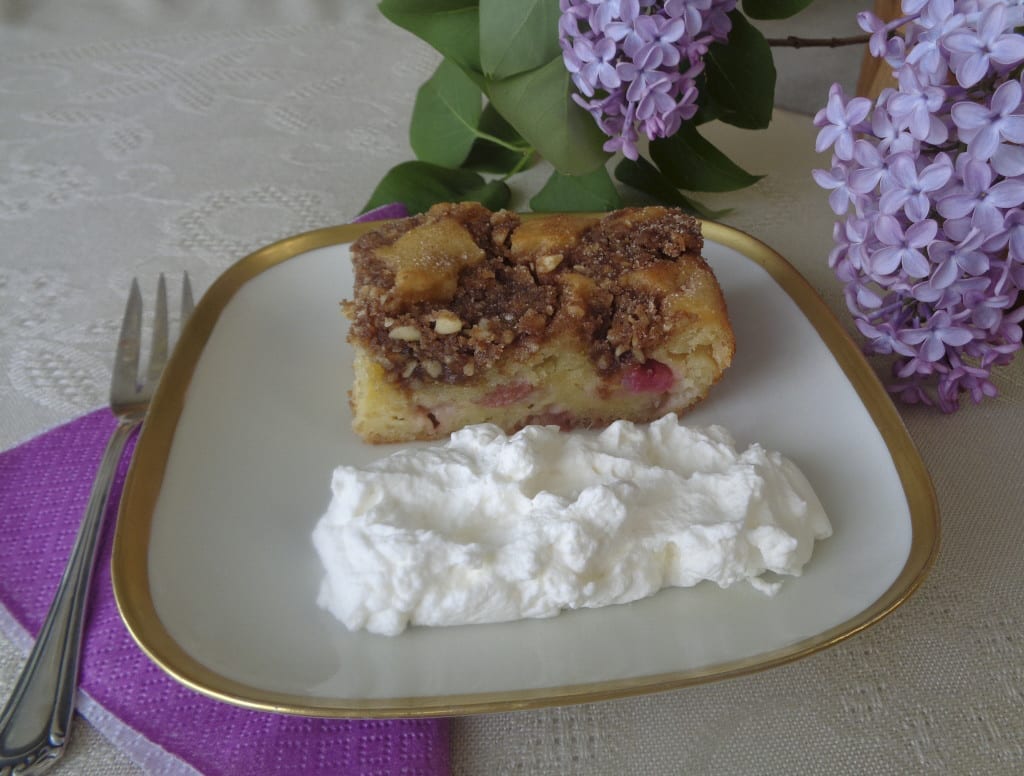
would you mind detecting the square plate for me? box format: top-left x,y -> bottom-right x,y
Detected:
111,219 -> 938,717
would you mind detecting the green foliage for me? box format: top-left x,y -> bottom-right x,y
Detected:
742,0 -> 815,20
410,59 -> 483,167
703,12 -> 776,130
614,157 -> 730,220
362,161 -> 510,214
479,0 -> 562,79
371,0 -> 799,214
379,0 -> 482,74
530,167 -> 622,212
486,57 -> 609,177
649,125 -> 762,193
461,104 -> 533,174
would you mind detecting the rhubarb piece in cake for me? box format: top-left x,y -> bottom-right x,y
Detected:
342,202 -> 735,444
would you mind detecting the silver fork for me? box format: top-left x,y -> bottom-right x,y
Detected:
0,274 -> 194,775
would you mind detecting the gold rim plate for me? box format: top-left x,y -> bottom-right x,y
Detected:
111,218 -> 939,718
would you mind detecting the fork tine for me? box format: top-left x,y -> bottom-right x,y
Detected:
111,278 -> 143,397
181,271 -> 194,328
145,274 -> 169,390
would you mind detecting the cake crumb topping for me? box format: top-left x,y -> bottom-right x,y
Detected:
344,202 -> 709,386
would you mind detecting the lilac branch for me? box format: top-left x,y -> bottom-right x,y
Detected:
765,34 -> 871,49
811,0 -> 1024,412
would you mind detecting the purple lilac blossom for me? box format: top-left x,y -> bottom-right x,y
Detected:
814,0 -> 1024,411
559,0 -> 737,160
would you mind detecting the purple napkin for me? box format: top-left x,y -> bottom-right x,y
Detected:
0,416 -> 450,773
356,203 -> 410,222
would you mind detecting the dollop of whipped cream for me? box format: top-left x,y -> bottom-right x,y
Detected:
312,414 -> 832,636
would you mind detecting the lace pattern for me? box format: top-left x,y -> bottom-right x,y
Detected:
2,2 -> 1023,774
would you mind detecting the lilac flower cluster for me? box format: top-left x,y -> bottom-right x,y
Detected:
813,0 -> 1024,411
559,0 -> 737,160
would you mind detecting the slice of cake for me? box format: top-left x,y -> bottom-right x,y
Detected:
343,203 -> 735,444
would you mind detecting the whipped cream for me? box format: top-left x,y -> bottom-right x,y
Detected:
312,414 -> 832,636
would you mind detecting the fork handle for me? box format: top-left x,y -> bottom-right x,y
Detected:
0,419 -> 139,776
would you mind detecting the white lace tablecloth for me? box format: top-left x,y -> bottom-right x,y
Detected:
2,2 -> 1022,774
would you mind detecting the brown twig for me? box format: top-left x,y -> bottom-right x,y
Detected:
766,34 -> 871,48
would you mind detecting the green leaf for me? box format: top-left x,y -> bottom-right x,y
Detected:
410,59 -> 483,167
362,161 -> 510,215
704,11 -> 776,130
379,0 -> 482,74
479,0 -> 562,79
529,167 -> 622,212
741,0 -> 814,20
649,124 -> 762,193
690,71 -> 718,126
486,57 -> 609,175
462,103 -> 534,174
462,178 -> 513,211
614,157 -> 730,220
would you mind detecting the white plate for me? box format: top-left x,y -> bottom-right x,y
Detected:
112,220 -> 938,717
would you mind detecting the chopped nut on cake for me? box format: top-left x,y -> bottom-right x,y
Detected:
343,202 -> 735,444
